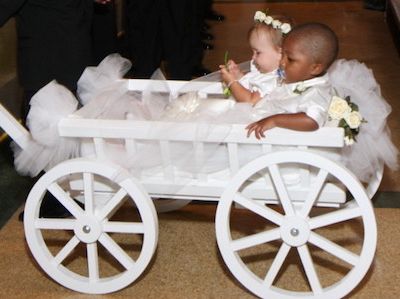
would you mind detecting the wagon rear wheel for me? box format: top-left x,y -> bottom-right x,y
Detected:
24,158 -> 158,294
216,150 -> 377,299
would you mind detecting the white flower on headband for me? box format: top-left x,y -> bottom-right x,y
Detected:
272,20 -> 282,29
265,16 -> 273,25
254,11 -> 267,22
254,10 -> 291,34
280,23 -> 291,34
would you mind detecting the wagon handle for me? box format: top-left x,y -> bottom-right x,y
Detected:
0,103 -> 30,149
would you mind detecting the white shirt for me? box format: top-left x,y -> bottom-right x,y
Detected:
253,74 -> 333,127
239,61 -> 279,98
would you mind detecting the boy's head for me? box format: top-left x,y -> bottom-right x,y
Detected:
248,13 -> 293,73
280,22 -> 339,83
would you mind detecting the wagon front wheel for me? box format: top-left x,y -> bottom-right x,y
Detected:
216,150 -> 377,299
24,158 -> 158,294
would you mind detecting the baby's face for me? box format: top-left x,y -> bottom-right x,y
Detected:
280,36 -> 315,83
249,30 -> 281,73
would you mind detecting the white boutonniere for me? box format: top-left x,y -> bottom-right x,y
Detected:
293,82 -> 310,94
328,95 -> 366,146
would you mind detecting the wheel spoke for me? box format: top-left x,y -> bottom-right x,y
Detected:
231,228 -> 281,252
268,165 -> 294,216
87,242 -> 100,281
103,221 -> 145,234
234,192 -> 283,225
83,173 -> 94,214
309,201 -> 362,229
263,243 -> 291,287
48,183 -> 84,218
309,232 -> 360,266
53,236 -> 80,266
35,218 -> 75,230
99,233 -> 135,270
297,245 -> 322,294
300,169 -> 328,217
97,187 -> 128,221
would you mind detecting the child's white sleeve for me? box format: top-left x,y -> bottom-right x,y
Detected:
297,88 -> 332,127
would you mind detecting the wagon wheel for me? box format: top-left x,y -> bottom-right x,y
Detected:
215,150 -> 377,299
24,158 -> 158,294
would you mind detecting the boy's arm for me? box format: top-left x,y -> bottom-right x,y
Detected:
246,113 -> 319,139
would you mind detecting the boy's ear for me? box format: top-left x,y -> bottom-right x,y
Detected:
310,63 -> 324,76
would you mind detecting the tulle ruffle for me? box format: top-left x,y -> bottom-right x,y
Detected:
12,81 -> 80,176
328,59 -> 398,182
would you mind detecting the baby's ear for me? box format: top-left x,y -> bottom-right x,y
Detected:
310,63 -> 324,76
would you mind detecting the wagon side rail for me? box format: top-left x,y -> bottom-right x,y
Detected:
0,103 -> 30,149
126,78 -> 225,97
59,117 -> 344,177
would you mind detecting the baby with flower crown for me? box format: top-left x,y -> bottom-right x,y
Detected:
247,22 -> 339,138
219,11 -> 292,105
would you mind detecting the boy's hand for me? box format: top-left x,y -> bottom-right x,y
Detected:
246,117 -> 276,139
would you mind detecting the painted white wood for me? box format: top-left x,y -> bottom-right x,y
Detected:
0,103 -> 30,149
59,118 -> 344,148
0,80 -> 382,297
23,158 -> 158,294
215,150 -> 377,299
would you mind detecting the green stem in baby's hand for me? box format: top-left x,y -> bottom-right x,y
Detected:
223,51 -> 231,97
224,50 -> 229,67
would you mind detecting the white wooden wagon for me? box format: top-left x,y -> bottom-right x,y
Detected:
0,79 -> 381,298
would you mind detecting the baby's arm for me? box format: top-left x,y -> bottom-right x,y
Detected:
220,63 -> 260,104
246,113 -> 319,139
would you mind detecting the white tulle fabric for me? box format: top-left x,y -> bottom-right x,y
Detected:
12,81 -> 80,176
13,54 -> 398,184
77,53 -> 132,106
328,59 -> 398,182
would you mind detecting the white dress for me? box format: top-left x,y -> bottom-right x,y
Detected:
238,60 -> 279,98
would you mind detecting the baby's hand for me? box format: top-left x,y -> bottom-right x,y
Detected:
226,60 -> 243,80
219,64 -> 235,85
246,117 -> 276,139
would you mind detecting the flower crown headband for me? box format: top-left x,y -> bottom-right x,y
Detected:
254,11 -> 291,34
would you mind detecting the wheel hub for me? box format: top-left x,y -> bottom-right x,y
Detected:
74,215 -> 102,243
280,216 -> 310,247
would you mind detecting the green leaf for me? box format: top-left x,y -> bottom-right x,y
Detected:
223,51 -> 231,97
338,118 -> 347,128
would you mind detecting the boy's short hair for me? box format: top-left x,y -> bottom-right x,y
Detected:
288,23 -> 339,70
